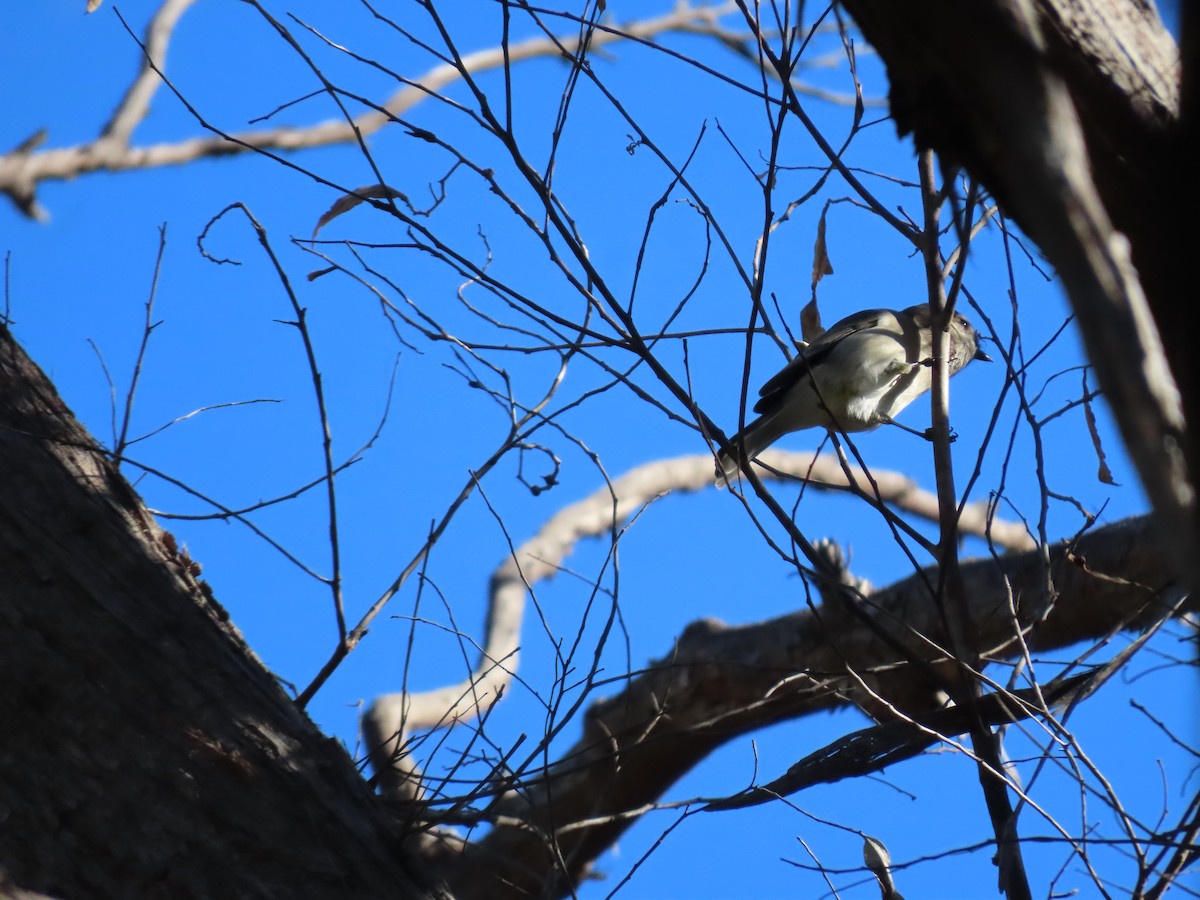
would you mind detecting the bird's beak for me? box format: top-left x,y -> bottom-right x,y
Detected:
974,345 -> 993,363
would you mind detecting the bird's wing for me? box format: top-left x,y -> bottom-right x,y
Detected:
753,308 -> 893,413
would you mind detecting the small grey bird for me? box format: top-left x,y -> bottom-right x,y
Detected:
716,303 -> 990,486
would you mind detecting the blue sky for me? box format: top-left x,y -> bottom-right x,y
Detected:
3,3 -> 1194,898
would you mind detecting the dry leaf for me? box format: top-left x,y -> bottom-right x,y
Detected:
1082,373 -> 1118,486
811,204 -> 835,293
800,299 -> 822,344
86,0 -> 103,11
312,184 -> 409,239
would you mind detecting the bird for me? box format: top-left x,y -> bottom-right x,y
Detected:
715,303 -> 991,487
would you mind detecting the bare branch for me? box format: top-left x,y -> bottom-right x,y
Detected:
100,0 -> 199,146
837,0 -> 1195,592
367,451 -> 1036,769
365,447 -> 1036,806
0,2 -> 740,219
432,514 -> 1186,899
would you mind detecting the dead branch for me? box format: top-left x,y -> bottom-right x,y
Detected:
433,513 -> 1184,899
835,0 -> 1195,594
0,2 -> 738,219
365,451 -> 1032,807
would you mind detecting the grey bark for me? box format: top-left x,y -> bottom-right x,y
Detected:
837,0 -> 1197,587
438,513 -> 1187,899
0,1 -> 1192,897
0,324 -> 444,899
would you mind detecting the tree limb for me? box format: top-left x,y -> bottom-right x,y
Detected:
836,0 -> 1196,592
379,484 -> 1181,900
0,324 -> 445,898
365,450 -> 1036,801
0,2 -> 737,219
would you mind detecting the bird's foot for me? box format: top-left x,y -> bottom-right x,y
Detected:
921,426 -> 958,443
879,416 -> 957,443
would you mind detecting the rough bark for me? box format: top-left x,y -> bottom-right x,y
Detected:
836,0 -> 1197,587
0,324 -> 442,898
2,3 -> 1193,898
432,513 -> 1187,900
1,304 -> 1185,898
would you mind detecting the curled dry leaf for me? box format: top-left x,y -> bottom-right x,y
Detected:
802,201 -> 836,343
811,202 -> 835,295
799,299 -> 822,346
312,184 -> 409,239
1083,372 -> 1118,486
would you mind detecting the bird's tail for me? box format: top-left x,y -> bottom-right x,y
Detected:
714,413 -> 785,489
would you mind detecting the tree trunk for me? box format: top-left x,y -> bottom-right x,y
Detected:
0,324 -> 442,899
838,0 -> 1197,585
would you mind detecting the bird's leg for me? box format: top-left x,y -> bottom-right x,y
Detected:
878,415 -> 958,443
